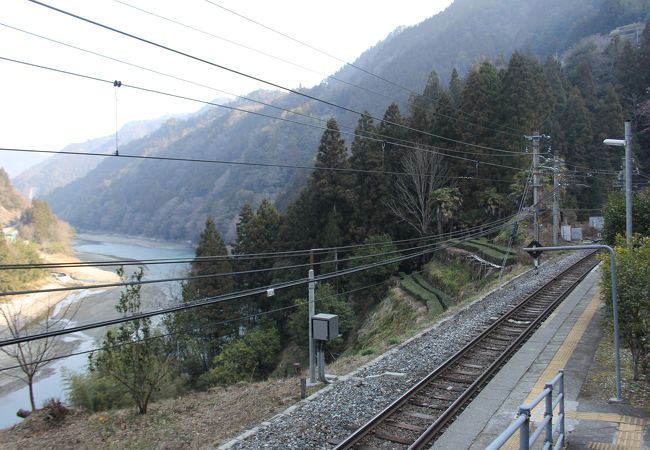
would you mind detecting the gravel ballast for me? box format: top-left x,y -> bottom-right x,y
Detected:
221,252 -> 592,449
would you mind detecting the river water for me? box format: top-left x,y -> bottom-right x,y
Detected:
0,234 -> 194,429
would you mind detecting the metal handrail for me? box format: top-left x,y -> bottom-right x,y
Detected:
485,369 -> 565,450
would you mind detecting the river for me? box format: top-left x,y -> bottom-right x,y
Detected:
0,233 -> 194,429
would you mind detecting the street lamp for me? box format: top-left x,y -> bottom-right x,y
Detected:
603,121 -> 633,246
524,244 -> 623,402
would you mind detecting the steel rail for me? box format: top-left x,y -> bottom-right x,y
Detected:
333,251 -> 598,449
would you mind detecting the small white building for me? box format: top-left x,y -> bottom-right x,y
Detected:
589,216 -> 605,231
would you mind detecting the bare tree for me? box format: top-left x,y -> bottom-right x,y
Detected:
388,149 -> 448,236
0,299 -> 75,411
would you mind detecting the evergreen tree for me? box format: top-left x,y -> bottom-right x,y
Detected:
167,217 -> 236,385
562,87 -> 597,215
247,199 -> 280,289
616,40 -> 642,104
349,113 -> 391,239
189,216 -> 233,297
309,118 -> 355,245
409,71 -> 442,145
574,60 -> 598,113
596,85 -> 625,168
544,56 -> 568,113
234,203 -> 255,256
457,61 -> 504,216
562,88 -> 594,167
449,68 -> 462,107
378,103 -> 408,177
500,52 -> 554,134
276,188 -> 318,250
432,91 -> 458,143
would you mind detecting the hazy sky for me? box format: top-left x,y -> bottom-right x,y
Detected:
0,0 -> 453,177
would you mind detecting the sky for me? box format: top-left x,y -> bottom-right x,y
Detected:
0,0 -> 454,177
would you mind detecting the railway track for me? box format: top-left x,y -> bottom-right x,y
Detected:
333,252 -> 599,450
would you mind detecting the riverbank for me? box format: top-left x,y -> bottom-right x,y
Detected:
0,234 -> 194,427
0,251 -> 120,322
0,251 -> 121,396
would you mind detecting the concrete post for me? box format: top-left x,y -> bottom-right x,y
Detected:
624,121 -> 633,246
532,132 -> 541,244
308,269 -> 316,384
553,153 -> 560,246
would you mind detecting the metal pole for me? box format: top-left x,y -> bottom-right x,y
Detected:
519,406 -> 531,450
609,250 -> 623,401
544,382 -> 554,446
308,268 -> 316,384
532,132 -> 541,244
553,153 -> 560,246
522,244 -> 622,401
558,369 -> 565,445
624,121 -> 633,246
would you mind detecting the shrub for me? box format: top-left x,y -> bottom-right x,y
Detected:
65,370 -> 132,412
603,189 -> 650,244
199,325 -> 281,387
600,236 -> 650,381
286,283 -> 353,354
41,398 -> 69,425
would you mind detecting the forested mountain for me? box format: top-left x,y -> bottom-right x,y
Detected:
32,0 -> 650,242
14,116 -> 171,198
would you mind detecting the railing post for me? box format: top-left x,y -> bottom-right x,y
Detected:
544,382 -> 554,447
558,369 -> 565,446
519,406 -> 531,449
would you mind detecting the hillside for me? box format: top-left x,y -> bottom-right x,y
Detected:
29,0 -> 650,242
0,169 -> 28,226
14,116 -> 171,198
0,169 -> 75,290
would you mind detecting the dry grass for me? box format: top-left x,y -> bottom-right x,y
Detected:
0,378 -> 307,449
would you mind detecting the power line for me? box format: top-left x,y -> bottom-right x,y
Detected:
203,0 -> 527,138
1,54 -> 526,172
0,238 -> 436,297
28,0 -> 526,157
0,274 -> 398,373
0,217 -> 526,348
0,23 -> 527,161
120,0 -> 524,140
1,213 -> 519,271
112,0 -> 395,104
0,22 -> 335,131
0,214 -> 519,298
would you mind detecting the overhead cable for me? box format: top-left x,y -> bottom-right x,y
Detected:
27,0 -> 526,156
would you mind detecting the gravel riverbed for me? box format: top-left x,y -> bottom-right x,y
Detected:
221,252 -> 591,450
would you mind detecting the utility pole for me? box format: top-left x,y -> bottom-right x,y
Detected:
624,121 -> 633,246
604,121 -> 633,246
525,132 -> 543,267
531,132 -> 541,243
308,268 -> 316,384
552,153 -> 559,244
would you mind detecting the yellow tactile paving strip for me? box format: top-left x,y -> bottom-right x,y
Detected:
566,411 -> 647,449
499,286 -> 648,449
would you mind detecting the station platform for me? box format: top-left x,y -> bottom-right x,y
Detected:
432,266 -> 650,450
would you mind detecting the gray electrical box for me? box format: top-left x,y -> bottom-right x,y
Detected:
312,313 -> 339,341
